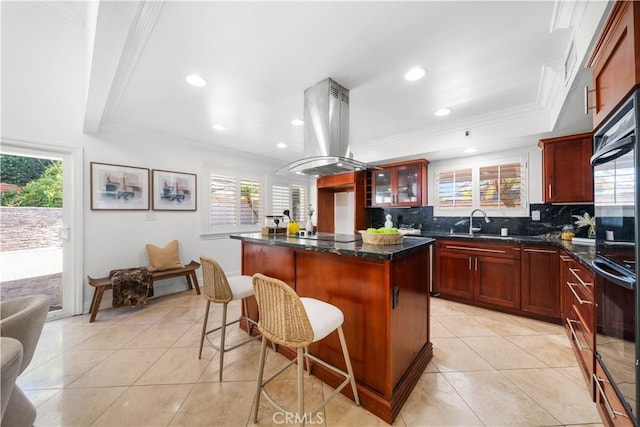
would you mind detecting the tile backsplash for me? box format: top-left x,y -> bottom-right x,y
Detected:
370,204 -> 595,238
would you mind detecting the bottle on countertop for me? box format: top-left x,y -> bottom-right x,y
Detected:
384,214 -> 394,229
561,225 -> 575,240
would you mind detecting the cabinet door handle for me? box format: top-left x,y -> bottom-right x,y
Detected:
468,257 -> 472,270
560,255 -> 573,262
444,245 -> 506,254
474,257 -> 478,271
569,268 -> 593,288
593,374 -> 628,420
566,318 -> 584,351
548,184 -> 552,199
567,282 -> 592,305
524,248 -> 557,254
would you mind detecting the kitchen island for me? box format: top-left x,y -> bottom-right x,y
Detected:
230,232 -> 434,423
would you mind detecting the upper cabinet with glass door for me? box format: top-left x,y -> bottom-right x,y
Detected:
368,159 -> 429,207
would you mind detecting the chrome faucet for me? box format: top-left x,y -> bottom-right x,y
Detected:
469,209 -> 490,236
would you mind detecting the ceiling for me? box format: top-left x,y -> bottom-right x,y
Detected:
85,1 -> 609,166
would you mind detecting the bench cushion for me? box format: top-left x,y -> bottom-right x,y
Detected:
145,240 -> 184,272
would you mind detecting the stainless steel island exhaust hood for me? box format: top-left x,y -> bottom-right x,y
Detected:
276,78 -> 372,177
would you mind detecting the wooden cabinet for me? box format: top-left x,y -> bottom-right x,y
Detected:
316,171 -> 370,233
587,1 -> 640,129
434,239 -> 520,309
538,132 -> 593,203
561,252 -> 596,390
368,159 -> 428,207
594,356 -> 635,426
521,246 -> 560,318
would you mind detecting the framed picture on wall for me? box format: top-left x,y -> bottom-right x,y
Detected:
151,169 -> 197,211
90,162 -> 150,210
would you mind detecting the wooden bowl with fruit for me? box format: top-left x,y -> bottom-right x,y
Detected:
359,227 -> 403,245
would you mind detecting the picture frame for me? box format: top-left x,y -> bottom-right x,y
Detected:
151,169 -> 197,211
90,162 -> 150,210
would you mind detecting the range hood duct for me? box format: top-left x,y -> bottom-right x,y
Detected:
276,78 -> 372,177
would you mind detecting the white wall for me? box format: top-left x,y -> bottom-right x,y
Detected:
1,3 -> 286,311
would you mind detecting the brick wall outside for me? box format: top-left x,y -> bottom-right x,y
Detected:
0,207 -> 63,309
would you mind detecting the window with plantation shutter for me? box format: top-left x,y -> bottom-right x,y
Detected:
434,154 -> 528,216
291,185 -> 306,222
270,184 -> 307,222
271,185 -> 290,217
207,172 -> 262,231
209,175 -> 237,226
437,168 -> 473,208
479,163 -> 522,208
240,179 -> 261,225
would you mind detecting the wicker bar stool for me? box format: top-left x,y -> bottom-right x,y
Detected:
198,256 -> 260,381
251,273 -> 359,424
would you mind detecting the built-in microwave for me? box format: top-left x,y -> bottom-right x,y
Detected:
591,89 -> 639,424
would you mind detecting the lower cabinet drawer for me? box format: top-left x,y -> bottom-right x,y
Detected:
565,306 -> 595,390
594,356 -> 635,426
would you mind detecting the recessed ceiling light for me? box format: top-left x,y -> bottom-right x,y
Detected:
404,66 -> 426,81
185,74 -> 207,87
212,124 -> 226,131
277,142 -> 287,149
464,147 -> 478,154
435,108 -> 451,117
291,118 -> 304,126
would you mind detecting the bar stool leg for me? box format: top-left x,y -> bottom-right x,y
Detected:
297,347 -> 305,424
198,300 -> 211,359
242,298 -> 253,335
219,302 -> 228,382
253,337 -> 268,423
337,326 -> 360,406
304,347 -> 311,375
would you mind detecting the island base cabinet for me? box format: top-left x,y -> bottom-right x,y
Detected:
239,240 -> 433,424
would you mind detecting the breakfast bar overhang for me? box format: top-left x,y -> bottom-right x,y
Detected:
230,232 -> 434,423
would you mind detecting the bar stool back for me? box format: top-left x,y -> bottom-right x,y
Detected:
198,256 -> 259,381
251,273 -> 359,424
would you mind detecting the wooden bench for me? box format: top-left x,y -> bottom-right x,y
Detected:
87,260 -> 201,322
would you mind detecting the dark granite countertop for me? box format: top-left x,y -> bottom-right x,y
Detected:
230,232 -> 435,260
416,231 -> 596,270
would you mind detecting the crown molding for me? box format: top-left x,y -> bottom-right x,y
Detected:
357,103 -> 547,151
99,122 -> 285,167
31,1 -> 85,24
100,1 -> 164,124
550,0 -> 587,32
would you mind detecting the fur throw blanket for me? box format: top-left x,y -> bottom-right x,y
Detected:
110,267 -> 153,308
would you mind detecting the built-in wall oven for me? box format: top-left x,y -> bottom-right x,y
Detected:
591,89 -> 639,424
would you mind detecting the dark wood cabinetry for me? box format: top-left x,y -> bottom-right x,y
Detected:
434,239 -> 520,310
594,356 -> 635,427
316,171 -> 370,233
538,132 -> 593,203
521,246 -> 560,317
587,1 -> 640,129
367,160 -> 428,207
560,251 -> 596,391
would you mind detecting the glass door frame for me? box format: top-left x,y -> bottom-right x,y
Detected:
1,137 -> 84,319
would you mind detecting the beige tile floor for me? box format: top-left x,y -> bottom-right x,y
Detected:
19,290 -> 605,427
